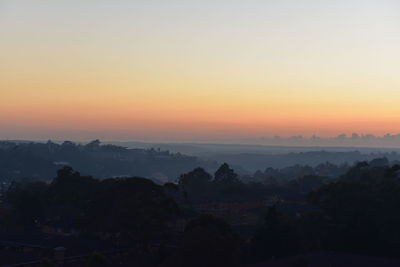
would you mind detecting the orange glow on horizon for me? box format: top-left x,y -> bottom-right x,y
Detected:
1,1 -> 400,141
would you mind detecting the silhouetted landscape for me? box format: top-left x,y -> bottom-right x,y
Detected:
1,140 -> 400,266
4,140 -> 400,181
2,0 -> 400,266
0,140 -> 216,183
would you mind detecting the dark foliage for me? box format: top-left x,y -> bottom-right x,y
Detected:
5,167 -> 179,247
168,214 -> 244,267
309,163 -> 400,255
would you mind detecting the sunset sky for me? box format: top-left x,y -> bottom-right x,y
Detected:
1,1 -> 400,142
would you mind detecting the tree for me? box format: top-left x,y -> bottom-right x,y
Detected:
308,164 -> 400,255
178,168 -> 213,200
46,167 -> 98,229
6,181 -> 48,227
214,163 -> 238,184
85,177 -> 179,247
179,168 -> 212,188
213,163 -> 243,195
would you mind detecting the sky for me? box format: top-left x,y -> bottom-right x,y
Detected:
1,0 -> 400,142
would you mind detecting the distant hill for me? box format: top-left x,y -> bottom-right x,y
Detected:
106,141 -> 400,171
0,140 -> 217,182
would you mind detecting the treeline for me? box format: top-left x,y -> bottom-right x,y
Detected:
0,140 -> 216,182
3,160 -> 400,265
171,162 -> 346,204
249,162 -> 349,184
246,133 -> 400,147
168,161 -> 400,265
2,166 -> 178,249
250,161 -> 400,261
161,161 -> 400,266
212,150 -> 398,170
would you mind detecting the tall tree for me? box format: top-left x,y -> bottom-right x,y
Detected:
214,163 -> 238,184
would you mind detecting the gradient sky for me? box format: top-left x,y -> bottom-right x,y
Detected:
1,0 -> 400,142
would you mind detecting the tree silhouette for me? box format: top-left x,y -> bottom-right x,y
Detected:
214,163 -> 238,184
